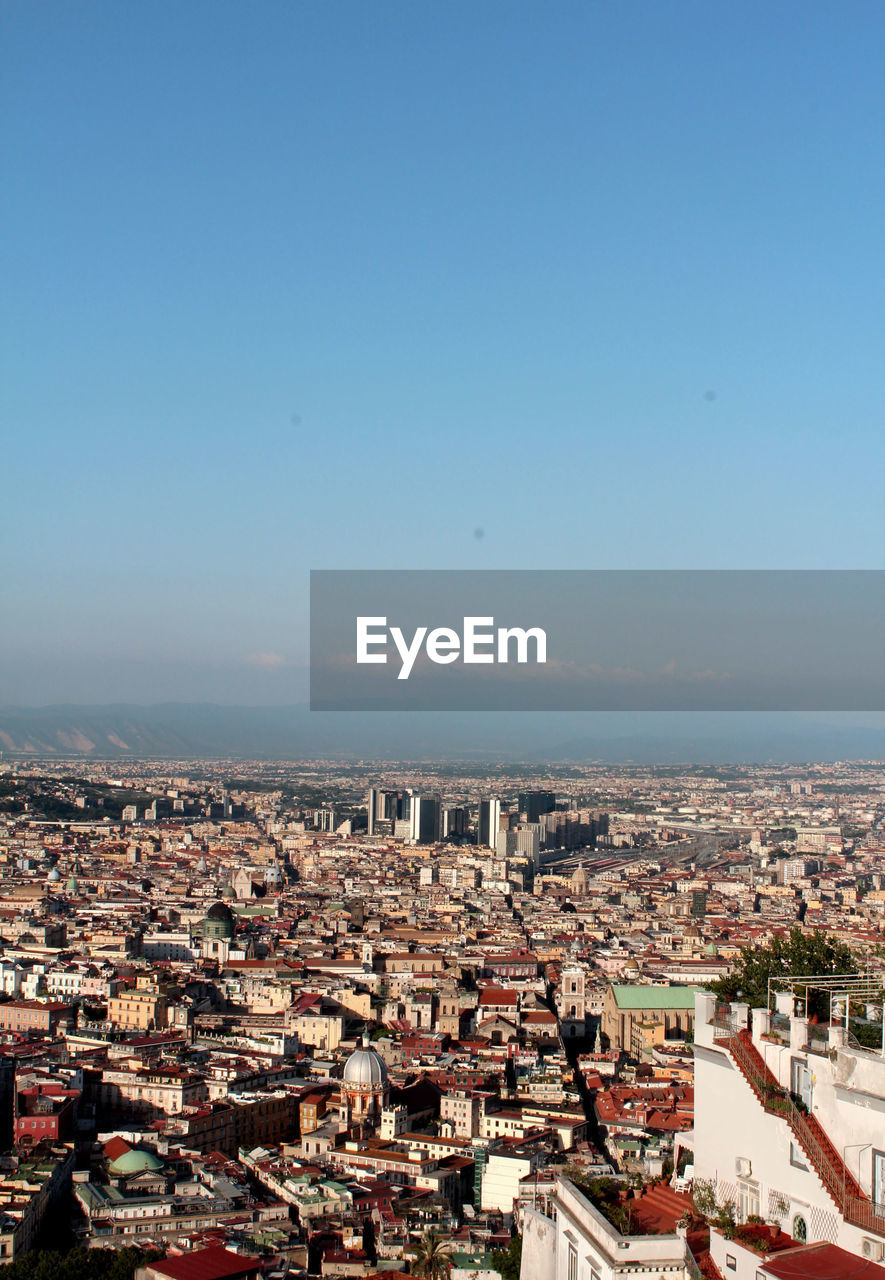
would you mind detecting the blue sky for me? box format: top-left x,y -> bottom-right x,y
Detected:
2,1 -> 884,704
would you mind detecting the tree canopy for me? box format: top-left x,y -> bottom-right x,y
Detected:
490,1236 -> 522,1280
710,927 -> 858,1014
412,1233 -> 453,1280
0,1247 -> 161,1280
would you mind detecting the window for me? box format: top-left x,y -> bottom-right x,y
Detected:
790,1141 -> 809,1171
738,1180 -> 760,1221
792,1214 -> 807,1243
874,1151 -> 885,1211
725,1255 -> 736,1271
567,1245 -> 577,1280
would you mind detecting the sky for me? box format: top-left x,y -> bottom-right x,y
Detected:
2,1 -> 884,706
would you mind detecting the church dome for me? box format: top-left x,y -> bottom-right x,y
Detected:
343,1042 -> 388,1087
47,868 -> 61,883
108,1147 -> 165,1176
202,900 -> 235,940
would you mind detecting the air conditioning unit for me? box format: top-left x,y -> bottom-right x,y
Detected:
862,1239 -> 884,1262
735,1157 -> 752,1177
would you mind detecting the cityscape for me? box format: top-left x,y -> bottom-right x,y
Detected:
0,756 -> 884,1278
5,2 -> 884,1280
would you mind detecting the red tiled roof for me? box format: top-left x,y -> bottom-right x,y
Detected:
478,988 -> 518,1005
103,1136 -> 131,1160
762,1242 -> 885,1279
148,1246 -> 260,1280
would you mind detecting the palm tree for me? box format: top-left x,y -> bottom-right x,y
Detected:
412,1231 -> 453,1279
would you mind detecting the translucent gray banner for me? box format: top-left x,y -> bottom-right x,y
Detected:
310,570 -> 885,711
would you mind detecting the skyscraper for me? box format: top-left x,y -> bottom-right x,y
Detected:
410,793 -> 441,845
518,791 -> 556,823
477,797 -> 501,849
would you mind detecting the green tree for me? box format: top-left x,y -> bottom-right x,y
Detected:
710,927 -> 857,1014
0,1247 -> 161,1280
490,1236 -> 522,1280
412,1232 -> 453,1280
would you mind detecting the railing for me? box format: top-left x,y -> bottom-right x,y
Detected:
712,1002 -> 742,1033
685,1254 -> 706,1280
721,1030 -> 885,1238
845,1195 -> 885,1237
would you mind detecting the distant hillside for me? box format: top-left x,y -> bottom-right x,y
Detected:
1,704 -> 884,763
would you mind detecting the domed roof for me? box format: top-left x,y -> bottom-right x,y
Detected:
108,1146 -> 165,1176
343,1041 -> 388,1087
47,868 -> 61,883
205,901 -> 234,922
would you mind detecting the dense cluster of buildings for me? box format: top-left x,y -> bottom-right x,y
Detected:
0,758 -> 883,1279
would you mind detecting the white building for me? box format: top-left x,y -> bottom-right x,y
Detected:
521,1176 -> 693,1280
142,931 -> 199,962
694,988 -> 885,1268
481,1147 -> 543,1214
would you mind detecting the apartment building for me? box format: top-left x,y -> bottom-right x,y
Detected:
0,1144 -> 75,1262
107,986 -> 168,1032
521,1175 -> 694,1280
0,1000 -> 74,1035
694,988 -> 885,1271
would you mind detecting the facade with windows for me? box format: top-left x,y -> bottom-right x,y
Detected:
558,967 -> 587,1039
520,1175 -> 694,1280
694,989 -> 885,1267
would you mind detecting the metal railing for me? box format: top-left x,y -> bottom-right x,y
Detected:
685,1251 -> 705,1280
723,1030 -> 885,1238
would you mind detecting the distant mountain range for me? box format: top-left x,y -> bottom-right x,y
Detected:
1,703 -> 884,763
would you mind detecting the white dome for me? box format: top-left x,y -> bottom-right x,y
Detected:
343,1044 -> 388,1087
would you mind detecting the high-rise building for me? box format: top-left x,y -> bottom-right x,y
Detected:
518,791 -> 556,823
495,830 -> 519,859
477,797 -> 501,849
443,807 -> 469,839
512,823 -> 542,865
366,788 -> 379,836
410,794 -> 441,845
